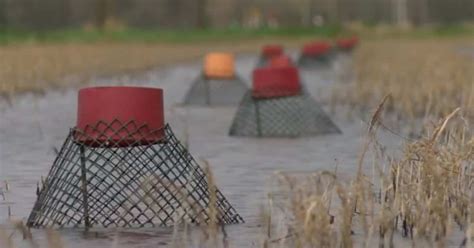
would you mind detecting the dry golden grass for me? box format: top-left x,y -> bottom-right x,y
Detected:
0,38 -> 314,98
263,105 -> 473,247
1,37 -> 472,247
333,38 -> 474,122
0,43 -> 216,96
326,40 -> 473,246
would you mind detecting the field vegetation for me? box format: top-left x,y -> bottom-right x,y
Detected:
333,38 -> 474,123
273,30 -> 474,246
1,24 -> 472,98
1,26 -> 473,247
0,27 -> 341,99
261,107 -> 473,247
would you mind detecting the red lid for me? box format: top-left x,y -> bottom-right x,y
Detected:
252,66 -> 301,98
302,41 -> 332,57
269,55 -> 293,68
336,36 -> 359,50
262,44 -> 284,59
76,86 -> 165,147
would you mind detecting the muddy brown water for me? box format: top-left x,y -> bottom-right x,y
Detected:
0,55 -> 462,247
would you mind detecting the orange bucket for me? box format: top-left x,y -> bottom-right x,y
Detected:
203,53 -> 235,79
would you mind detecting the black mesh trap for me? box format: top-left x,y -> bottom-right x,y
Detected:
255,56 -> 269,68
297,53 -> 334,68
229,90 -> 341,137
183,74 -> 248,106
27,120 -> 243,228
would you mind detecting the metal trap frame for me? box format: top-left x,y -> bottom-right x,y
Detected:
183,74 -> 248,106
229,90 -> 341,137
297,54 -> 334,68
28,120 -> 243,228
255,56 -> 269,68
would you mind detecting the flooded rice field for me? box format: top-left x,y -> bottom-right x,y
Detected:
0,54 -> 427,247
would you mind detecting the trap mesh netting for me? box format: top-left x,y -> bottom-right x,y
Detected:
229,90 -> 341,137
297,54 -> 333,68
28,120 -> 243,228
183,74 -> 248,106
255,56 -> 269,68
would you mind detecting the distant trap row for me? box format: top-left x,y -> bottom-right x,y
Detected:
27,37 -> 358,229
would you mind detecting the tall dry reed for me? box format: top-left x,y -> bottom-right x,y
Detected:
263,104 -> 473,247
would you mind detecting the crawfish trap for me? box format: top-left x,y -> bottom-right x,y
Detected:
297,41 -> 335,68
229,66 -> 341,137
256,44 -> 284,68
28,86 -> 243,228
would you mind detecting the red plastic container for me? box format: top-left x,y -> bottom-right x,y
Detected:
269,55 -> 293,67
76,86 -> 165,147
252,66 -> 301,98
336,36 -> 359,50
302,41 -> 332,57
262,44 -> 284,59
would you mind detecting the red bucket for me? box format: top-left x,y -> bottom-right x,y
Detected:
252,66 -> 301,98
76,86 -> 165,147
269,55 -> 293,68
302,41 -> 332,57
262,44 -> 284,59
336,36 -> 359,50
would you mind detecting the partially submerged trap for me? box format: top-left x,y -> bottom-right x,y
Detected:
297,41 -> 334,68
28,86 -> 243,228
183,52 -> 247,106
335,36 -> 359,53
256,44 -> 284,67
229,65 -> 341,137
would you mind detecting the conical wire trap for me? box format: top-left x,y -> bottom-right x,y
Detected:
297,54 -> 333,68
297,41 -> 334,68
255,56 -> 268,68
27,120 -> 243,228
183,74 -> 248,106
256,44 -> 285,68
229,90 -> 341,137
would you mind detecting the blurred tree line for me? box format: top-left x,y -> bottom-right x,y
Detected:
0,0 -> 472,31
